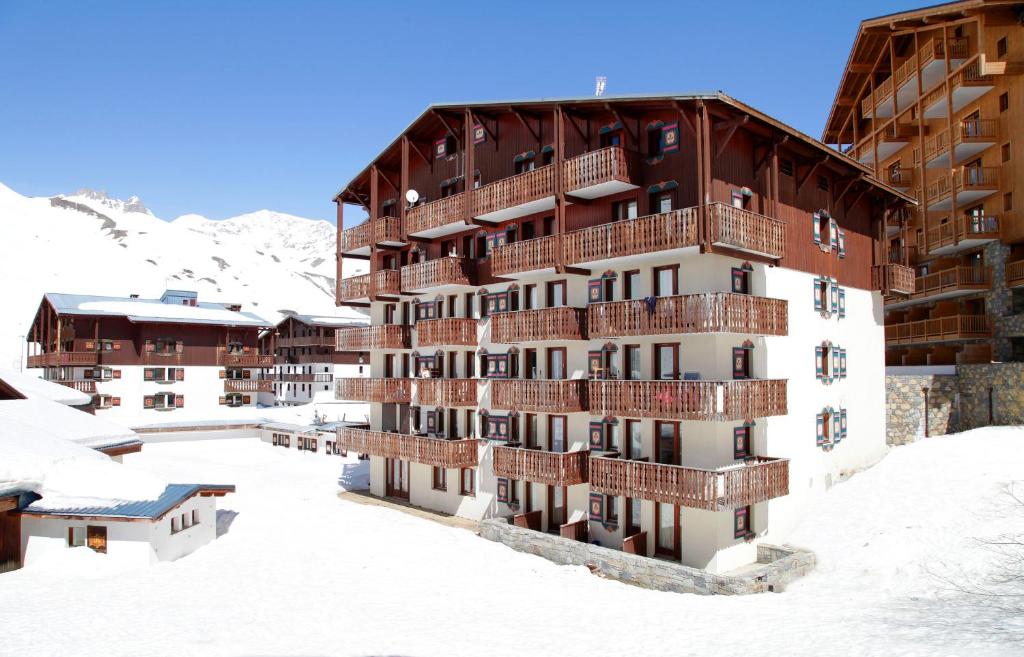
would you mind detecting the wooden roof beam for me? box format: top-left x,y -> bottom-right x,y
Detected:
797,156 -> 829,195
432,110 -> 462,144
509,108 -> 541,143
604,103 -> 637,143
714,114 -> 749,161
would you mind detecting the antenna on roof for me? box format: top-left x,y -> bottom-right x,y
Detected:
595,76 -> 607,97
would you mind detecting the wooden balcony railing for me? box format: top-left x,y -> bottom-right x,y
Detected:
340,216 -> 403,252
26,351 -> 99,367
415,317 -> 478,347
217,353 -> 273,367
924,214 -> 999,253
373,269 -> 402,296
490,307 -> 587,343
277,335 -> 336,349
588,292 -> 788,339
337,273 -> 370,302
415,378 -> 478,407
564,146 -> 631,192
885,168 -> 915,188
924,119 -> 999,163
1007,260 -> 1024,288
337,427 -> 479,469
401,256 -> 474,291
951,57 -> 995,91
490,379 -> 589,413
564,208 -> 698,265
405,194 -> 466,236
862,36 -> 968,117
885,314 -> 991,345
873,263 -> 916,295
492,235 -> 560,276
56,380 -> 97,393
335,377 -> 412,403
910,266 -> 989,299
492,447 -> 589,487
473,165 -> 554,217
589,455 -> 789,511
927,167 -> 999,204
224,379 -> 274,393
707,203 -> 786,258
335,325 -> 411,351
588,379 -> 787,421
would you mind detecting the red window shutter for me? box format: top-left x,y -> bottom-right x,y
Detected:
175,368 -> 185,381
144,396 -> 154,408
219,369 -> 227,379
143,368 -> 153,381
243,345 -> 251,353
243,369 -> 252,379
113,342 -> 122,351
84,340 -> 95,350
174,395 -> 184,408
219,396 -> 227,405
113,369 -> 122,379
242,395 -> 251,404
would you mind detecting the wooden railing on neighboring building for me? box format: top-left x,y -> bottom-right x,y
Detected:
406,193 -> 466,236
224,379 -> 273,393
473,165 -> 554,217
335,377 -> 412,403
490,379 -> 589,413
335,325 -> 410,351
275,372 -> 333,383
277,335 -> 336,349
337,273 -> 370,302
490,307 -> 587,343
588,379 -> 787,421
415,317 -> 478,347
873,263 -> 915,296
885,314 -> 991,345
401,256 -> 474,291
337,427 -> 479,469
340,216 -> 403,252
707,203 -> 787,258
564,146 -> 630,192
910,266 -> 989,299
563,208 -> 698,265
27,351 -> 99,367
56,380 -> 97,393
491,235 -> 560,276
217,353 -> 273,367
492,447 -> 589,487
588,292 -> 787,339
1006,260 -> 1024,288
924,214 -> 999,253
589,455 -> 789,511
415,378 -> 478,407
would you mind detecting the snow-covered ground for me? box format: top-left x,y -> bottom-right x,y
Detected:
2,428 -> 1022,657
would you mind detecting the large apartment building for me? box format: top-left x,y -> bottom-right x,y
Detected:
259,313 -> 370,406
333,93 -> 913,573
26,290 -> 273,420
823,0 -> 1024,366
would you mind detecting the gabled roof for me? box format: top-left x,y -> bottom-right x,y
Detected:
0,368 -> 90,406
335,91 -> 916,204
275,312 -> 369,330
40,292 -> 271,328
22,483 -> 235,520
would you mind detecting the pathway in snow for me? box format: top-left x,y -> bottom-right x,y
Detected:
2,429 -> 1022,657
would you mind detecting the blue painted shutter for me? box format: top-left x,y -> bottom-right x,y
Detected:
840,408 -> 848,440
833,412 -> 842,442
832,348 -> 840,382
830,281 -> 839,314
813,278 -> 823,311
830,219 -> 839,249
840,348 -> 848,378
838,229 -> 846,258
815,346 -> 824,380
812,213 -> 822,244
816,414 -> 825,445
838,288 -> 847,318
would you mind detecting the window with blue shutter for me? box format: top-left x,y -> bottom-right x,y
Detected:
812,213 -> 822,244
838,229 -> 846,258
838,288 -> 847,318
832,348 -> 840,381
815,346 -> 824,380
816,414 -> 825,446
830,219 -> 839,250
832,412 -> 842,442
840,348 -> 848,378
830,281 -> 839,315
814,278 -> 824,311
840,408 -> 848,440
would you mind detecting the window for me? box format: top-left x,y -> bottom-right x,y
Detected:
998,36 -> 1007,59
734,426 -> 751,459
624,270 -> 640,300
1011,289 -> 1024,315
547,347 -> 566,380
656,421 -> 679,465
459,468 -> 475,496
654,344 -> 678,380
181,512 -> 190,529
649,192 -> 674,214
1003,143 -> 1012,163
171,516 -> 180,533
545,280 -> 566,308
647,127 -> 663,156
524,284 -> 538,310
734,506 -> 751,539
612,199 -> 638,220
1000,92 -> 1009,113
655,503 -> 677,558
192,509 -> 199,525
626,420 -> 642,460
626,497 -> 641,536
68,526 -> 86,547
600,131 -> 622,148
653,265 -> 678,297
548,415 -> 567,452
625,345 -> 641,380
514,157 -> 536,174
432,467 -> 447,491
605,495 -> 619,526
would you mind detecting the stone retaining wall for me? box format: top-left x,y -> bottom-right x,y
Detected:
479,518 -> 815,595
958,362 -> 1024,429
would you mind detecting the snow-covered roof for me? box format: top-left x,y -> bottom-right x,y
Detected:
0,397 -> 139,452
0,368 -> 91,406
42,292 -> 271,328
278,312 -> 369,329
23,482 -> 235,519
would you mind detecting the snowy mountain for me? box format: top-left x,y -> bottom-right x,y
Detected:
0,183 -> 367,369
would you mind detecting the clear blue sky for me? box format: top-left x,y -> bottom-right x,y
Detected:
0,0 -> 910,226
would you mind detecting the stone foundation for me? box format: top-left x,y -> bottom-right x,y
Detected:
479,517 -> 815,595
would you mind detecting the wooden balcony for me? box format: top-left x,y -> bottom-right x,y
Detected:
335,377 -> 412,403
337,427 -> 479,469
56,380 -> 97,393
415,317 -> 478,347
490,379 -> 589,413
401,256 -> 474,293
1007,260 -> 1024,289
414,378 -> 478,407
216,352 -> 273,367
873,263 -> 916,296
923,118 -> 998,169
588,292 -> 788,339
405,193 -> 469,239
707,203 -> 786,258
337,273 -> 370,303
588,379 -> 787,421
884,167 -> 915,190
889,266 -> 990,306
923,214 -> 999,255
335,325 -> 411,351
564,208 -> 698,266
224,379 -> 274,393
589,455 -> 789,512
337,270 -> 402,304
563,146 -> 634,198
340,216 -> 404,255
275,372 -> 333,383
277,335 -> 336,349
473,165 -> 554,222
492,447 -> 589,487
885,314 -> 991,346
489,307 -> 587,343
27,351 -> 99,367
863,36 -> 969,120
923,57 -> 995,118
491,235 -> 560,277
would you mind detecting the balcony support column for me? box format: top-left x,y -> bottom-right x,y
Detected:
369,166 -> 380,300
464,108 -> 475,226
913,31 -> 928,250
554,105 -> 567,271
942,24 -> 960,230
335,199 -> 344,306
400,136 -> 409,237
695,101 -> 711,253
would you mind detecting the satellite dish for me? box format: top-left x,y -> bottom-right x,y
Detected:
406,189 -> 420,204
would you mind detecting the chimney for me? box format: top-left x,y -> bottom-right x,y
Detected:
129,294 -> 140,299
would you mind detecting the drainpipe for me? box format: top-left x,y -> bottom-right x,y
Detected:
988,386 -> 994,425
921,386 -> 930,438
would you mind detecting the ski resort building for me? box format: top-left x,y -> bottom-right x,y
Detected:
823,0 -> 1024,366
25,290 -> 273,420
331,93 -> 915,573
260,313 -> 370,406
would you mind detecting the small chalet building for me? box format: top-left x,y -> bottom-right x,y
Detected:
332,93 -> 915,574
260,313 -> 370,406
25,290 -> 273,419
